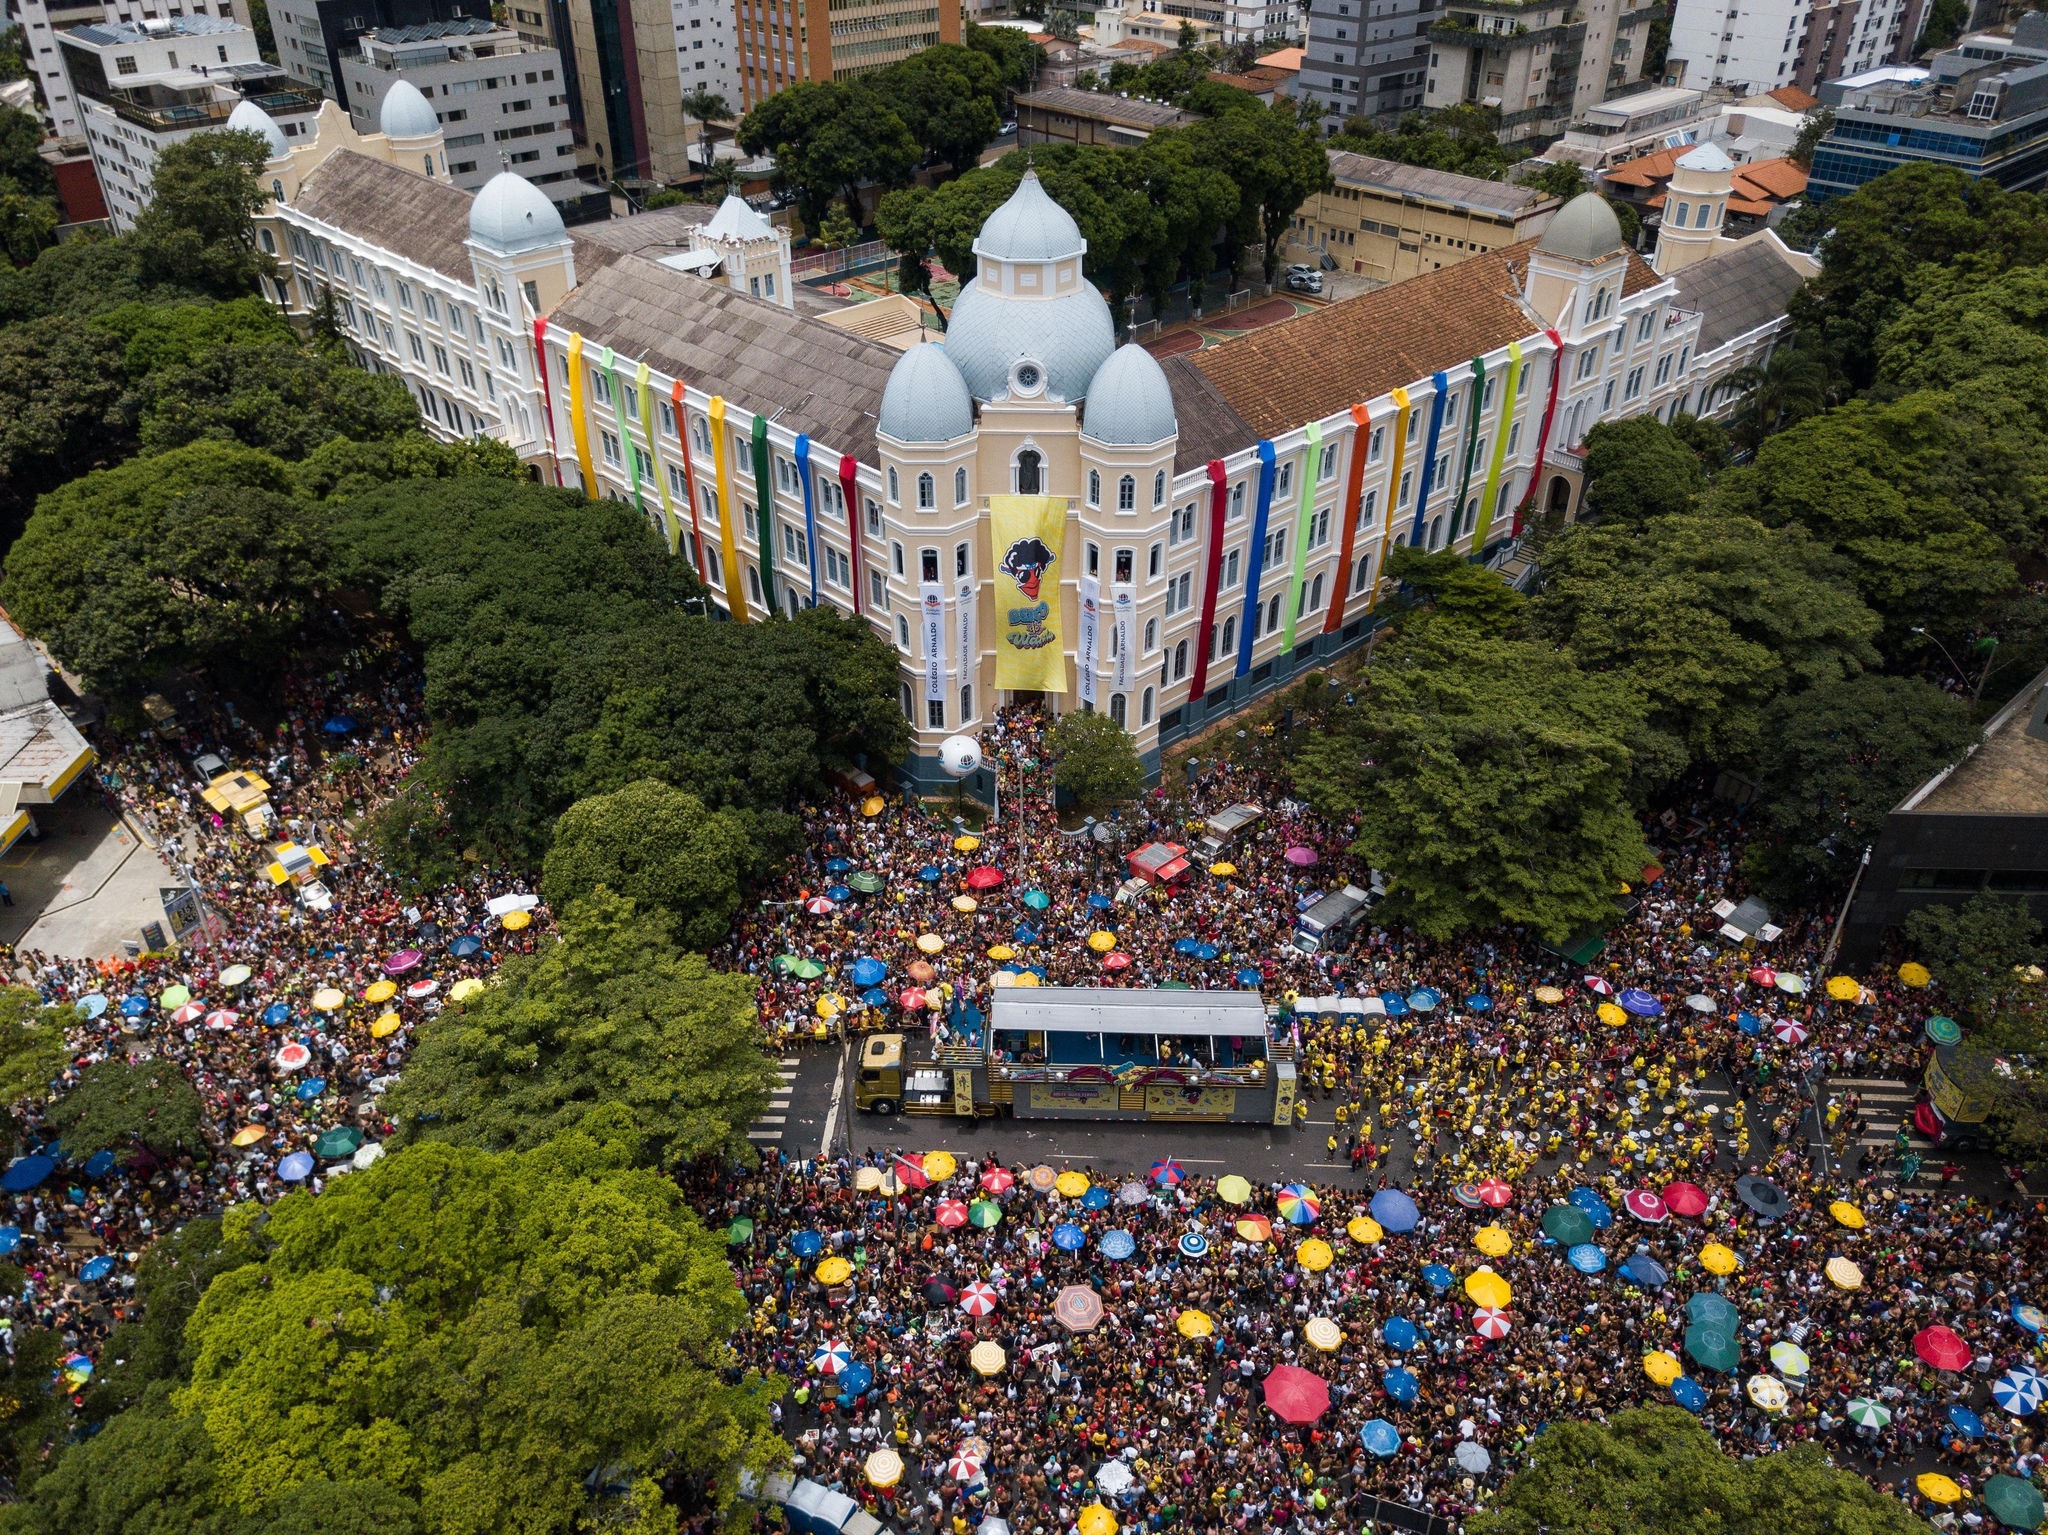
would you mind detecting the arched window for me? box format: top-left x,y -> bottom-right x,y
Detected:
259,227 -> 276,254
1016,449 -> 1041,495
1140,687 -> 1155,725
1172,640 -> 1188,681
1117,475 -> 1136,512
271,178 -> 283,201
1218,614 -> 1236,659
917,472 -> 934,509
1087,469 -> 1101,507
897,614 -> 911,650
1152,470 -> 1166,507
424,154 -> 435,176
1309,571 -> 1324,613
887,466 -> 900,504
953,467 -> 967,505
901,681 -> 914,723
1109,693 -> 1126,726
1547,475 -> 1572,514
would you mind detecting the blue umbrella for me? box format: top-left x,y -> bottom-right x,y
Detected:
851,957 -> 888,988
277,1151 -> 316,1182
790,1230 -> 824,1257
2015,1300 -> 2045,1333
861,988 -> 890,1008
1053,1223 -> 1086,1252
1174,938 -> 1201,955
295,1078 -> 326,1101
1735,1009 -> 1762,1037
0,1227 -> 20,1255
322,715 -> 357,734
1383,1367 -> 1420,1402
78,993 -> 107,1020
1178,1232 -> 1209,1258
1569,1186 -> 1614,1229
119,995 -> 149,1018
1015,925 -> 1041,944
1088,893 -> 1112,911
839,1361 -> 875,1397
1194,944 -> 1220,961
1,1156 -> 52,1192
1382,1317 -> 1419,1350
825,858 -> 852,874
82,1150 -> 115,1179
1370,1189 -> 1419,1233
1099,1229 -> 1136,1260
1618,987 -> 1662,1017
79,1255 -> 115,1282
1993,1366 -> 2046,1416
263,1002 -> 292,1027
1421,1263 -> 1454,1291
1950,1405 -> 1987,1439
1408,988 -> 1440,1011
1379,992 -> 1409,1017
1620,1254 -> 1668,1286
1236,968 -> 1263,987
1567,1244 -> 1606,1274
825,885 -> 851,903
1360,1419 -> 1402,1456
1080,1186 -> 1112,1211
1463,993 -> 1492,1013
449,934 -> 483,957
918,866 -> 942,882
1671,1377 -> 1708,1412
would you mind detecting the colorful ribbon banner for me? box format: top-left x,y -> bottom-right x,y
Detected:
1280,422 -> 1321,651
708,396 -> 748,621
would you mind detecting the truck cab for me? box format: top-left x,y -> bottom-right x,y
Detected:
855,1033 -> 904,1115
1292,875 -> 1384,954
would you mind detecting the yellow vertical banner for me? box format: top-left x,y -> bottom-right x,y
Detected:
565,333 -> 596,500
708,396 -> 749,622
989,494 -> 1068,692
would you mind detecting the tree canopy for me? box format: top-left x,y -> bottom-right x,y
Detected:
1048,709 -> 1145,810
540,778 -> 756,950
45,1058 -> 206,1159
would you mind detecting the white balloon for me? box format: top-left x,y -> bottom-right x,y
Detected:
939,735 -> 982,778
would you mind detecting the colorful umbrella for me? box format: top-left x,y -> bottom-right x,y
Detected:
1079,1185 -> 1112,1211
1670,1377 -> 1708,1412
1277,1184 -> 1320,1224
1569,1186 -> 1615,1229
1746,1375 -> 1789,1412
1617,987 -> 1662,1016
1296,1238 -> 1333,1272
1769,1341 -> 1809,1377
981,1166 -> 1015,1194
1216,1174 -> 1254,1205
1684,1322 -> 1739,1373
1994,1365 -> 2045,1415
1661,1181 -> 1709,1218
1149,1158 -> 1186,1186
1178,1232 -> 1209,1259
1773,1018 -> 1809,1045
1699,1243 -> 1738,1276
1453,1182 -> 1483,1209
816,1257 -> 852,1286
277,1151 -> 315,1182
1916,1474 -> 1963,1505
1350,1217 -> 1386,1246
1475,1178 -> 1512,1208
1175,1308 -> 1213,1339
947,1449 -> 984,1483
959,1281 -> 999,1316
1845,1397 -> 1892,1429
935,1199 -> 970,1229
1098,1229 -> 1136,1260
1465,1269 -> 1512,1308
1625,1189 -> 1668,1223
1473,1225 -> 1512,1257
1985,1475 -> 2045,1531
1360,1420 -> 1401,1456
1916,1325 -> 1973,1372
1620,1254 -> 1668,1286
1926,1015 -> 1963,1045
2015,1302 -> 2045,1333
1382,1367 -> 1420,1402
966,866 -> 1004,890
1949,1405 -> 1986,1438
866,1449 -> 905,1488
1382,1317 -> 1420,1350
1235,1214 -> 1273,1242
1262,1364 -> 1330,1423
1421,1263 -> 1454,1290
1543,1205 -> 1595,1247
1643,1351 -> 1682,1385
969,1341 -> 1006,1375
1567,1244 -> 1606,1274
968,1199 -> 1002,1229
1052,1223 -> 1086,1252
1473,1307 -> 1511,1340
1825,1256 -> 1864,1290
1303,1316 -> 1344,1350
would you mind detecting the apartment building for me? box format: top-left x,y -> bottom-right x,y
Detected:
1666,0 -> 1926,95
733,0 -> 960,108
7,0 -> 244,138
1420,0 -> 1665,142
265,0 -> 489,105
1301,0 -> 1434,129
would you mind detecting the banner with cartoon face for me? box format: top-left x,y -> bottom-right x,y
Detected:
989,494 -> 1068,693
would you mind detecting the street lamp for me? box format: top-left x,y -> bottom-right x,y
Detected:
1911,626 -> 1998,701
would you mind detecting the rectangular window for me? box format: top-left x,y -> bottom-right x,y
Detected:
1367,425 -> 1384,461
423,293 -> 440,322
407,332 -> 425,363
1317,442 -> 1338,481
870,570 -> 887,609
432,344 -> 450,376
927,699 -> 945,729
1147,542 -> 1162,580
1624,366 -> 1645,400
590,368 -> 612,405
1602,378 -> 1617,411
1222,548 -> 1241,589
1307,507 -> 1331,550
1359,488 -> 1377,528
397,281 -> 414,311
600,431 -> 621,466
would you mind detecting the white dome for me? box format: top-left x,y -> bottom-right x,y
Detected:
973,170 -> 1085,263
878,343 -> 975,443
226,99 -> 287,160
1536,193 -> 1624,262
1081,344 -> 1176,446
1675,142 -> 1735,173
379,80 -> 441,140
469,171 -> 566,252
943,278 -> 1115,405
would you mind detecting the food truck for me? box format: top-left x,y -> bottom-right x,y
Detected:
200,769 -> 277,839
855,987 -> 1296,1125
1918,1043 -> 1995,1147
1194,803 -> 1264,862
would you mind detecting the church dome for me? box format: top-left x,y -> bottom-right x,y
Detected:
469,172 -> 566,252
379,79 -> 441,140
1536,192 -> 1625,262
226,99 -> 287,160
943,280 -> 1115,404
1081,344 -> 1176,445
878,343 -> 975,443
973,170 -> 1085,263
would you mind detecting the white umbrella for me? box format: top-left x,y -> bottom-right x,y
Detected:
1453,1442 -> 1492,1474
1095,1460 -> 1135,1496
485,893 -> 539,917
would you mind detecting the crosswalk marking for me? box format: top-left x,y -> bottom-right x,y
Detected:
747,1129 -> 783,1141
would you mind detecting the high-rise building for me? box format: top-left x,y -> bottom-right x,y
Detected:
732,0 -> 961,109
1418,0 -> 1666,142
264,0 -> 489,106
7,0 -> 247,138
1301,0 -> 1434,129
1666,0 -> 1925,95
560,0 -> 699,182
674,0 -> 740,105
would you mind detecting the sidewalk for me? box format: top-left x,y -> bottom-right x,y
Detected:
0,792 -> 179,961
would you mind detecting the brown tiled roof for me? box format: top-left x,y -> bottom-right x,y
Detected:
292,150 -> 477,282
1161,354 -> 1257,473
1736,157 -> 1808,199
1605,149 -> 1806,210
547,254 -> 901,457
1602,147 -> 1684,189
1767,85 -> 1819,110
1256,45 -> 1304,71
1621,249 -> 1662,296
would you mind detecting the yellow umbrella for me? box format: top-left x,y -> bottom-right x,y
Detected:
1055,1171 -> 1090,1198
865,1449 -> 905,1488
817,993 -> 848,1018
502,909 -> 532,931
1176,1309 -> 1214,1339
1235,1217 -> 1272,1243
1825,1256 -> 1864,1290
1473,1225 -> 1512,1258
1347,1216 -> 1384,1245
230,1124 -> 268,1147
1465,1268 -> 1512,1308
1643,1351 -> 1683,1386
991,972 -> 1018,988
370,1011 -> 402,1039
312,987 -> 344,1012
969,1340 -> 1006,1375
987,944 -> 1017,962
1597,1001 -> 1627,1027
861,796 -> 885,817
917,933 -> 945,954
1746,1375 -> 1788,1412
1078,1505 -> 1117,1535
1297,1238 -> 1333,1272
1534,985 -> 1566,1005
1826,975 -> 1861,1001
1087,931 -> 1117,953
924,1150 -> 958,1182
1898,962 -> 1931,988
1015,972 -> 1041,988
1829,1200 -> 1866,1230
363,979 -> 398,1004
1916,1474 -> 1962,1505
1303,1316 -> 1344,1351
953,896 -> 979,913
1216,1175 -> 1253,1205
854,1166 -> 884,1192
449,978 -> 485,1002
816,1257 -> 853,1286
1209,862 -> 1237,877
954,835 -> 981,853
1699,1242 -> 1739,1276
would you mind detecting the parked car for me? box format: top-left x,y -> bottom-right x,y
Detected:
1285,266 -> 1323,294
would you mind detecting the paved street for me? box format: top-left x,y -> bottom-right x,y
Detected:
0,793 -> 179,961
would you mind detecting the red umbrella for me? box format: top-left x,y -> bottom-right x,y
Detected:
1661,1181 -> 1709,1218
1750,965 -> 1778,987
1582,975 -> 1613,996
1624,1189 -> 1668,1223
981,1167 -> 1015,1194
965,867 -> 1005,891
900,988 -> 927,1011
1101,952 -> 1131,972
935,1199 -> 969,1229
1476,1178 -> 1513,1208
1915,1325 -> 1972,1372
1263,1364 -> 1331,1423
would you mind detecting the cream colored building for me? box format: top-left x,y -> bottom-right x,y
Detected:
1284,148 -> 1561,282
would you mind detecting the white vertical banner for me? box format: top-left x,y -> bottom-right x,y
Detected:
1110,583 -> 1135,694
956,577 -> 976,705
920,582 -> 945,704
1076,574 -> 1101,708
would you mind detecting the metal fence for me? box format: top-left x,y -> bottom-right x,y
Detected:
792,239 -> 893,278
1348,1494 -> 1458,1535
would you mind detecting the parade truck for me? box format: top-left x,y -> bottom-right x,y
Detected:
1917,1043 -> 1997,1148
854,986 -> 1298,1125
1193,802 -> 1264,863
1292,877 -> 1383,954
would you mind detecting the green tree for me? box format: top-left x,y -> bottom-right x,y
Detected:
816,200 -> 861,250
290,431 -> 523,501
0,987 -> 74,1117
680,85 -> 733,164
134,331 -> 423,458
1183,101 -> 1333,279
876,43 -> 1005,170
0,27 -> 27,81
45,1057 -> 205,1158
1916,0 -> 1967,51
0,177 -> 59,268
1904,892 -> 2043,1023
965,20 -> 1044,92
1519,158 -> 1587,200
0,315 -> 129,514
1047,708 -> 1145,809
385,892 -> 776,1164
1902,895 -> 2048,1155
1295,624 -> 1652,942
737,80 -> 919,231
76,1217 -> 243,1429
1739,673 -> 1976,902
1578,415 -> 1707,525
128,127 -> 273,298
1333,104 -> 1526,180
0,104 -> 53,198
1386,543 -> 1525,637
3,1381 -> 236,1533
1723,341 -> 1830,452
1472,1407 -> 1932,1535
541,779 -> 754,950
1790,105 -> 1833,169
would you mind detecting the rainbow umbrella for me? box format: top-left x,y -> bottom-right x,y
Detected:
1276,1184 -> 1320,1225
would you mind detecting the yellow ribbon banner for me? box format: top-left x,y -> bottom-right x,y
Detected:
989,494 -> 1068,692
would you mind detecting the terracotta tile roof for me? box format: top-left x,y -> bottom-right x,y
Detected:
1605,151 -> 1806,210
1257,45 -> 1304,70
1767,85 -> 1819,110
1601,147 -> 1683,189
1736,157 -> 1808,199
1208,70 -> 1279,94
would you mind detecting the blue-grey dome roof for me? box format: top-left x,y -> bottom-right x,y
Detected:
1081,344 -> 1176,445
943,277 -> 1115,405
974,170 -> 1085,263
1537,192 -> 1624,262
227,99 -> 288,159
379,79 -> 441,139
469,171 -> 565,252
878,343 -> 974,443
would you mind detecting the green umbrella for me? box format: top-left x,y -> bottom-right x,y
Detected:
1926,1015 -> 1962,1046
1023,890 -> 1051,910
1160,980 -> 1192,991
728,1217 -> 755,1246
314,1126 -> 363,1159
1542,1204 -> 1595,1248
772,955 -> 802,975
159,984 -> 192,1010
1686,1292 -> 1738,1326
1844,1397 -> 1891,1429
848,871 -> 886,894
968,1199 -> 1002,1229
1985,1475 -> 2045,1531
792,959 -> 826,980
1684,1321 -> 1739,1373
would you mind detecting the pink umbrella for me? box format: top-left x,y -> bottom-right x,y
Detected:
1476,1178 -> 1513,1208
1473,1307 -> 1511,1340
935,1198 -> 969,1229
805,897 -> 836,916
1262,1364 -> 1331,1423
901,987 -> 927,1011
1624,1189 -> 1668,1223
203,1009 -> 239,1030
1773,1019 -> 1809,1046
1583,975 -> 1614,996
1283,847 -> 1319,867
275,1042 -> 312,1072
170,1002 -> 205,1024
1661,1181 -> 1709,1218
960,1280 -> 999,1316
1749,965 -> 1778,986
1914,1324 -> 1971,1372
383,949 -> 424,975
965,867 -> 1005,891
981,1167 -> 1015,1194
1101,952 -> 1131,972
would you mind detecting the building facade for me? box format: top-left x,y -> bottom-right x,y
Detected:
675,0 -> 742,104
8,0 -> 248,138
59,16 -> 320,229
1300,0 -> 1433,130
264,0 -> 490,105
1420,0 -> 1665,142
1666,0 -> 1925,97
1283,147 -> 1560,280
733,0 -> 960,108
1015,85 -> 1196,146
